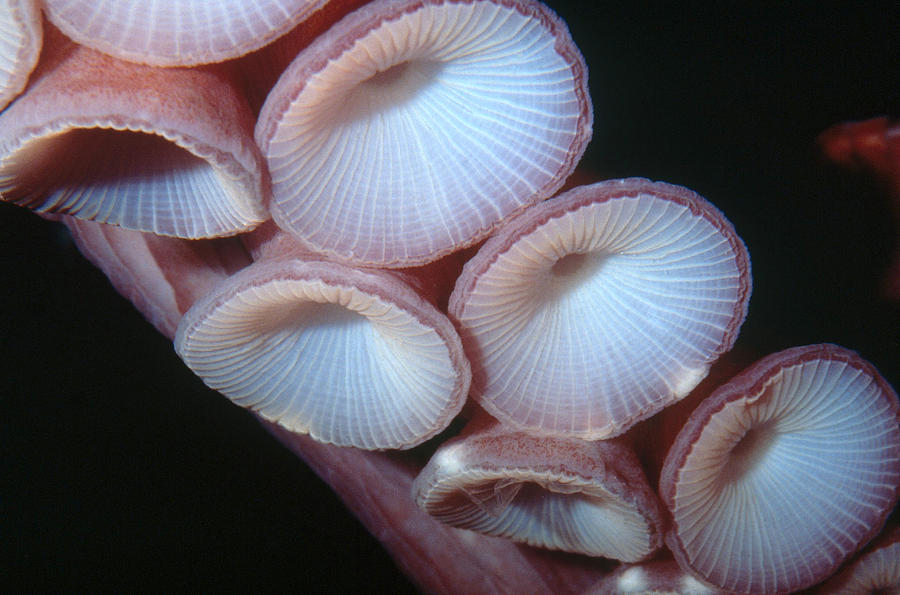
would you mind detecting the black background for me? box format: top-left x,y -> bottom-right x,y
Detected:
2,3 -> 898,592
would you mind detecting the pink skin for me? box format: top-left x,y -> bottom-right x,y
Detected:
27,208 -> 893,592
58,217 -> 610,593
61,217 -> 251,337
230,0 -> 371,114
0,23 -> 267,238
412,413 -> 665,561
818,117 -> 900,301
267,424 -> 612,594
3,3 -> 897,591
246,220 -> 470,310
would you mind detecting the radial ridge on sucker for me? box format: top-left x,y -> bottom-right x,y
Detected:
0,0 -> 42,110
0,27 -> 269,238
256,0 -> 592,267
449,178 -> 752,440
660,343 -> 900,594
413,417 -> 664,560
174,255 -> 470,450
42,0 -> 332,66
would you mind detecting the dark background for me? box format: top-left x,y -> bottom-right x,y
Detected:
2,3 -> 898,592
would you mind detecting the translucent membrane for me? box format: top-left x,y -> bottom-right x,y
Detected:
660,344 -> 900,594
0,30 -> 268,238
413,420 -> 664,560
174,257 -> 470,450
0,0 -> 41,110
42,0 -> 330,66
449,178 -> 751,439
256,0 -> 592,267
